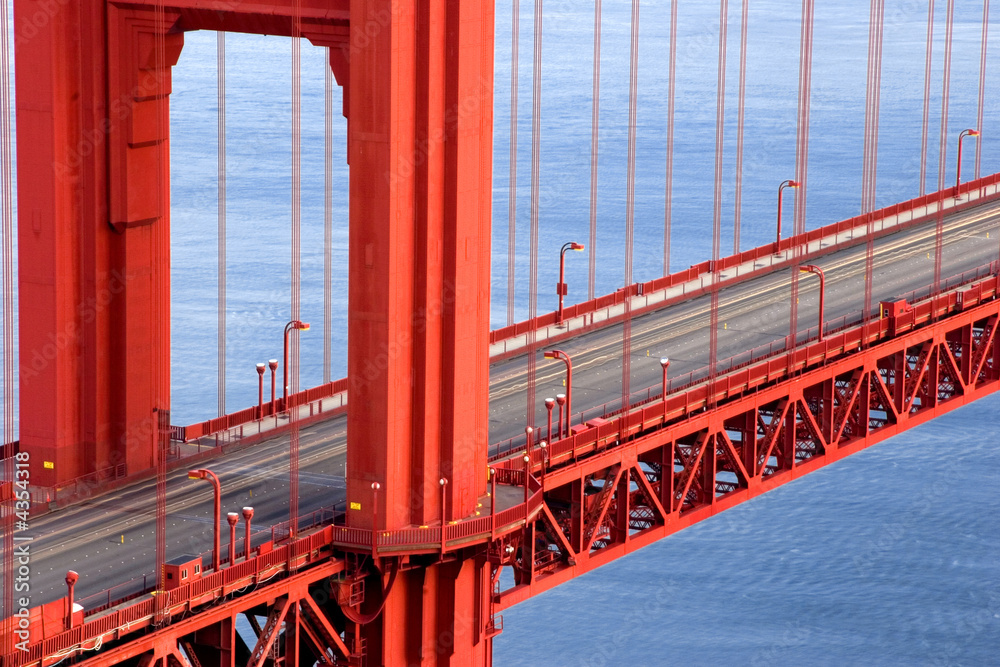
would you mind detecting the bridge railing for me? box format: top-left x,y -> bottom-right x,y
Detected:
174,377 -> 349,442
489,172 -> 1000,348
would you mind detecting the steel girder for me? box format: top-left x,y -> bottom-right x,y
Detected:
491,288 -> 1000,609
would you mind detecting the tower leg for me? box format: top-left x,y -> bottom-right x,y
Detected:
15,1 -> 180,489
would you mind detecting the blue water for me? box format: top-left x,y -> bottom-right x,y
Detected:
167,1 -> 1000,663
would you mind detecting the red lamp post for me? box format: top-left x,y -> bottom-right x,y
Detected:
544,398 -> 555,443
439,477 -> 449,553
283,320 -> 310,407
255,363 -> 265,418
188,468 -> 222,572
800,264 -> 826,342
539,441 -> 548,482
226,512 -> 239,566
957,129 -> 981,189
65,570 -> 78,629
555,394 -> 567,441
242,506 -> 254,560
371,481 -> 380,556
545,350 -> 574,437
557,242 -> 585,325
522,452 -> 531,506
776,179 -> 801,244
660,357 -> 670,403
489,468 -> 497,538
268,359 -> 278,415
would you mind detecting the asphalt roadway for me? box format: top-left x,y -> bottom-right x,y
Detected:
14,198 -> 1000,609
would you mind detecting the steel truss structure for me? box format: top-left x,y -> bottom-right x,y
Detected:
493,273 -> 1000,608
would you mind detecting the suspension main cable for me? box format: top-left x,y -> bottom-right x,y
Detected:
934,0 -> 956,291
919,0 -> 935,196
709,0 -> 729,396
789,0 -> 816,347
289,1 -> 303,536
622,0 -> 640,431
664,0 -> 678,276
1,0 -> 15,631
508,0 -> 520,326
217,32 -> 227,416
526,0 -> 543,436
733,0 -> 749,255
975,0 -> 990,181
324,49 -> 333,385
588,0 -> 603,301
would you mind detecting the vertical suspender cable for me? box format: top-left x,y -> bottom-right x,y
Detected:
621,0 -> 640,431
862,0 -> 885,338
526,0 -> 543,433
789,0 -> 815,347
663,0 -> 678,276
508,0 -> 520,326
934,0 -> 955,291
289,2 -> 302,537
919,0 -> 935,196
975,0 -> 990,181
733,0 -> 749,255
0,0 -> 14,629
153,0 -> 167,590
588,0 -> 603,301
709,0 -> 728,395
217,32 -> 227,416
324,50 -> 333,385
937,0 -> 955,192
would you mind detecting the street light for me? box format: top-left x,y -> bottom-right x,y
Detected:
188,468 -> 222,572
65,570 -> 78,630
522,452 -> 531,506
799,264 -> 826,342
439,478 -> 448,553
957,129 -> 981,189
557,242 -> 585,325
544,398 -> 555,443
555,394 -> 567,441
371,481 -> 381,556
776,179 -> 801,244
242,506 -> 254,560
539,440 -> 548,482
255,363 -> 266,418
659,357 -> 670,403
439,477 -> 448,521
227,512 -> 239,566
545,350 -> 574,438
283,320 -> 310,407
268,359 -> 278,415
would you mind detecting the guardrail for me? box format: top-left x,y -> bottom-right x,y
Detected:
175,378 -> 349,442
489,172 -> 1000,348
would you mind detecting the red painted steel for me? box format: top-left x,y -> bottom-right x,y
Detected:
8,1 -> 1000,665
15,0 -> 180,488
10,270 -> 999,667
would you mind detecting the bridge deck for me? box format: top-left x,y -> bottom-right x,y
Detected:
13,192 -> 1000,612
